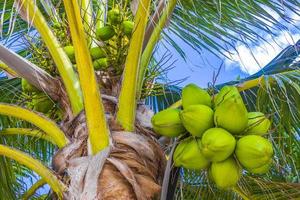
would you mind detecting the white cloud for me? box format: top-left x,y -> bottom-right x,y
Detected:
224,31 -> 300,75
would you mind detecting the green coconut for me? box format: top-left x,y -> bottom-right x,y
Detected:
210,157 -> 241,189
214,95 -> 248,134
151,108 -> 186,137
93,58 -> 108,70
96,26 -> 115,41
63,45 -> 76,63
180,105 -> 214,137
235,135 -> 273,169
121,20 -> 134,36
245,112 -> 271,135
201,128 -> 236,162
90,47 -> 106,60
182,84 -> 211,109
108,8 -> 122,25
32,93 -> 54,113
21,79 -> 40,93
173,137 -> 210,170
214,86 -> 240,106
248,160 -> 272,174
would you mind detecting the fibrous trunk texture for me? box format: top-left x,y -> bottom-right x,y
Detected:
52,105 -> 166,200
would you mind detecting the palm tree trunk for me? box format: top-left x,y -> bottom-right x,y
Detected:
51,104 -> 166,200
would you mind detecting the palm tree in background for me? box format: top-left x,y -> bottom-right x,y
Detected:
0,0 -> 299,199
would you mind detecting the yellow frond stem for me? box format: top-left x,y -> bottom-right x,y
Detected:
18,0 -> 83,114
22,179 -> 46,200
117,0 -> 152,131
0,145 -> 65,199
0,128 -> 55,145
0,104 -> 68,148
63,0 -> 110,154
0,61 -> 18,77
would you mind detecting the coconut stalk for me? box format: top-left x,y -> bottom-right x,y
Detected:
116,0 -> 152,131
0,61 -> 18,77
16,0 -> 83,114
63,0 -> 110,154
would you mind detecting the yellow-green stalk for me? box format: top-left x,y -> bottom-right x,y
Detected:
0,104 -> 68,148
116,0 -> 152,131
63,0 -> 110,154
18,0 -> 83,114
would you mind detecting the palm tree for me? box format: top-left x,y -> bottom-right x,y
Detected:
0,0 -> 299,199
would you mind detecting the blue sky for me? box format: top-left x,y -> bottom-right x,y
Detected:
159,8 -> 300,88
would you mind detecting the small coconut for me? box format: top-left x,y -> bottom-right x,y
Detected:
121,21 -> 134,36
96,26 -> 115,41
93,58 -> 108,70
90,47 -> 106,60
63,45 -> 76,63
32,93 -> 54,113
235,135 -> 273,169
180,105 -> 214,137
210,157 -> 241,189
214,86 -> 240,106
245,112 -> 271,135
182,84 -> 211,109
108,8 -> 122,25
151,108 -> 186,137
173,137 -> 210,170
201,128 -> 236,162
214,95 -> 248,134
21,79 -> 40,93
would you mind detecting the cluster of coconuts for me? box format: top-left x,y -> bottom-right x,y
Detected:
151,84 -> 273,189
21,79 -> 55,115
63,45 -> 108,70
62,7 -> 134,72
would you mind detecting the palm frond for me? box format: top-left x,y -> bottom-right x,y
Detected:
168,0 -> 300,58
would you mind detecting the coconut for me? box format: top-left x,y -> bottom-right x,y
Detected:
21,79 -> 40,93
245,112 -> 271,135
63,45 -> 76,63
214,95 -> 248,134
108,8 -> 122,25
96,26 -> 115,41
173,137 -> 210,170
93,58 -> 108,70
121,21 -> 134,37
210,157 -> 241,189
182,84 -> 211,109
90,47 -> 106,60
201,128 -> 236,162
32,93 -> 54,113
248,160 -> 272,174
214,86 -> 240,107
235,135 -> 273,169
151,108 -> 186,137
180,105 -> 214,137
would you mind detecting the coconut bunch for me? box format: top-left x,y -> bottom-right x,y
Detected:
63,6 -> 134,73
151,84 -> 274,189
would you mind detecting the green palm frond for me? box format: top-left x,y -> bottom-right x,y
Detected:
168,0 -> 300,58
0,77 -> 55,198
